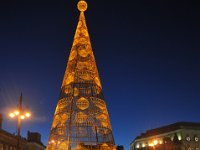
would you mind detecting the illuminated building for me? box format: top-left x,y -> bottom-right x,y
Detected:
46,0 -> 116,150
130,122 -> 200,150
0,114 -> 46,150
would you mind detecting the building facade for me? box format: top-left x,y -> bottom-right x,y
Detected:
0,114 -> 46,150
130,122 -> 200,150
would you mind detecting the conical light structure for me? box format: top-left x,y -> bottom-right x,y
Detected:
47,1 -> 116,150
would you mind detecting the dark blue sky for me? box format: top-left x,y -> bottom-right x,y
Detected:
0,0 -> 200,149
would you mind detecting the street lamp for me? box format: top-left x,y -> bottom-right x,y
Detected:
8,93 -> 31,150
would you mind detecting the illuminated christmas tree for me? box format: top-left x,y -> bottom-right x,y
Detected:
47,0 -> 116,149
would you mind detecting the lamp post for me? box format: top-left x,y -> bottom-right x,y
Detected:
9,93 -> 31,150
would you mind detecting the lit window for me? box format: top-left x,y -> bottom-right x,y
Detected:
142,143 -> 145,147
159,140 -> 163,144
136,144 -> 140,149
178,135 -> 182,140
153,140 -> 158,145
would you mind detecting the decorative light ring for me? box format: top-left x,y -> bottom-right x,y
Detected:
92,98 -> 106,110
72,38 -> 79,46
69,50 -> 77,61
65,73 -> 74,85
74,30 -> 80,39
81,29 -> 88,37
79,37 -> 87,44
96,114 -> 107,121
78,71 -> 92,80
78,49 -> 89,58
77,21 -> 82,28
101,143 -> 110,150
77,61 -> 92,70
101,121 -> 109,128
64,85 -> 73,94
73,87 -> 79,96
58,141 -> 69,150
94,77 -> 102,88
76,97 -> 90,110
57,98 -> 72,110
60,113 -> 69,123
52,115 -> 60,128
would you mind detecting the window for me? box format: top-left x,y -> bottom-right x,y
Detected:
0,143 -> 3,150
136,143 -> 140,149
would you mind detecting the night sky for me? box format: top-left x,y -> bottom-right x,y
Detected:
0,0 -> 200,149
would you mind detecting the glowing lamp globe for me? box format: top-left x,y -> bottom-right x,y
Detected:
77,0 -> 88,12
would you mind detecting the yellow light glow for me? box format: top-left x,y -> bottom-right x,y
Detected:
45,0 -> 116,148
148,143 -> 154,147
25,112 -> 31,118
136,144 -> 140,148
153,140 -> 158,145
178,135 -> 182,141
142,143 -> 145,147
51,140 -> 55,143
14,110 -> 19,115
159,140 -> 163,144
77,0 -> 88,12
9,113 -> 15,118
20,115 -> 25,120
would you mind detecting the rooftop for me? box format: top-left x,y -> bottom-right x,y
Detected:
133,122 -> 200,142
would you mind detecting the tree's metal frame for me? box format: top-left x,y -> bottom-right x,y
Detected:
47,1 -> 116,150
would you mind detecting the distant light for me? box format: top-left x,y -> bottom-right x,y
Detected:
136,144 -> 140,148
20,115 -> 25,120
14,110 -> 19,116
148,143 -> 154,147
51,140 -> 55,143
153,140 -> 158,145
9,113 -> 15,118
25,112 -> 31,118
178,135 -> 182,141
142,143 -> 145,147
159,140 -> 163,144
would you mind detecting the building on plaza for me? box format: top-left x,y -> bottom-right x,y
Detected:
130,122 -> 200,150
0,114 -> 46,150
